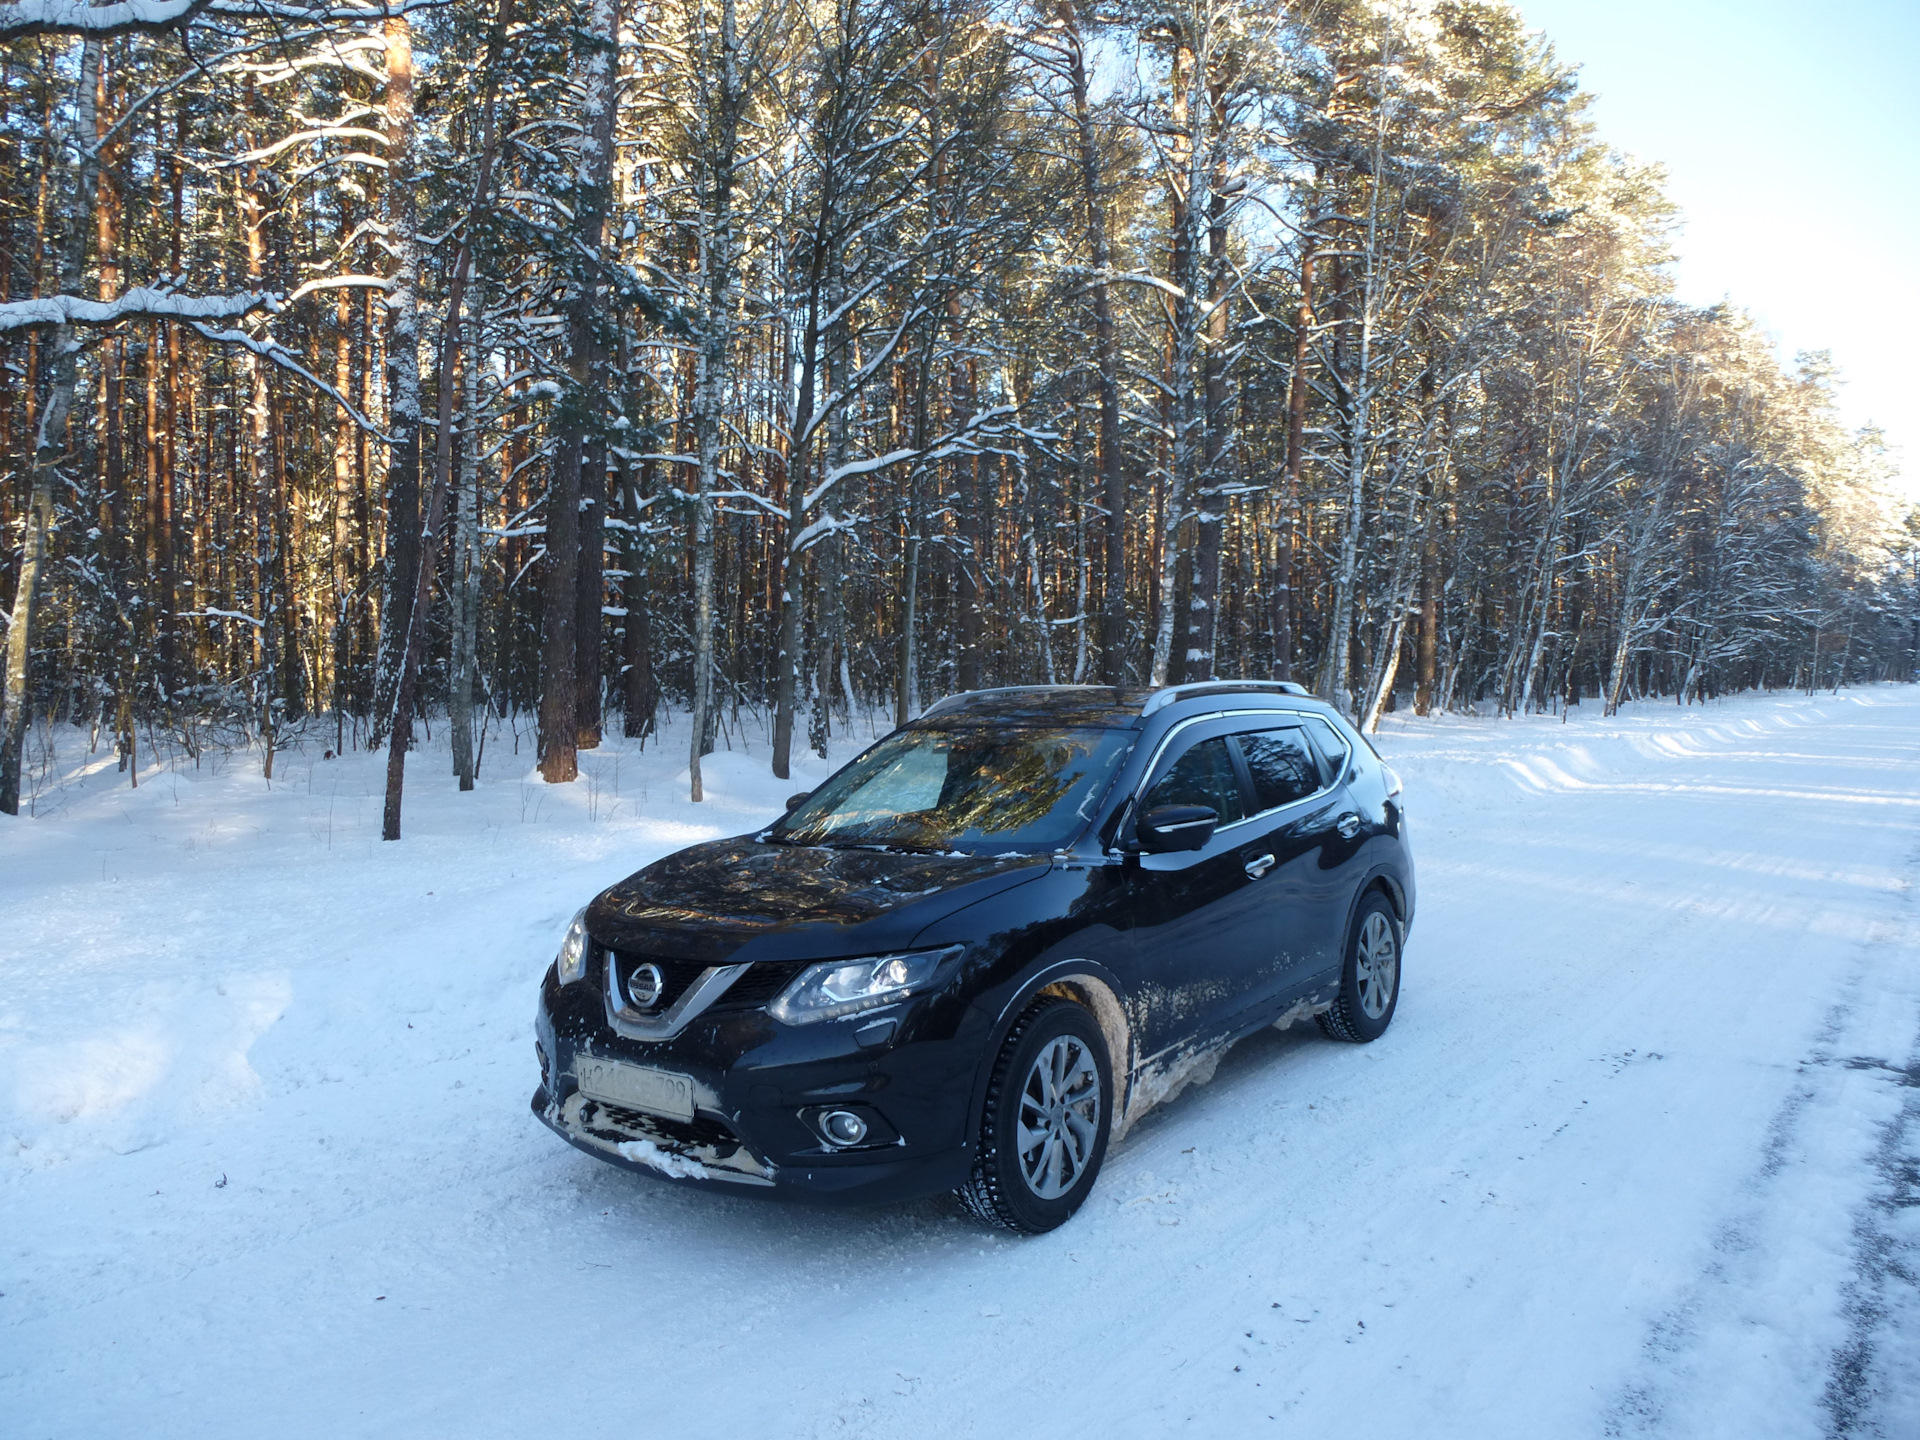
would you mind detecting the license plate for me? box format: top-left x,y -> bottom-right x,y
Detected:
574,1057 -> 696,1123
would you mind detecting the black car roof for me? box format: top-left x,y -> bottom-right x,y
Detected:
912,681 -> 1325,729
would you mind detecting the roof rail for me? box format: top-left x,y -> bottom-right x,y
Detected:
1140,679 -> 1311,717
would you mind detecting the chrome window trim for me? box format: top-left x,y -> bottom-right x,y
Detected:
603,948 -> 750,1041
1116,708 -> 1337,847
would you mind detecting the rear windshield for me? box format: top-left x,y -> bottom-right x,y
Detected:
771,725 -> 1136,854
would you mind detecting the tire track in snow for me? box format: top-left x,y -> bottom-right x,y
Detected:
1821,1049 -> 1920,1437
1604,843 -> 1920,1440
1822,840 -> 1920,1439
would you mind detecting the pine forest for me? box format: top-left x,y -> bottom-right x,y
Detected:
0,0 -> 1912,829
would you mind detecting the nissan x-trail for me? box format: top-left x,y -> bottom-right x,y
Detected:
533,680 -> 1414,1232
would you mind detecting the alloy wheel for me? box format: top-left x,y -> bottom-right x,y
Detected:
1356,910 -> 1399,1020
1015,1034 -> 1101,1200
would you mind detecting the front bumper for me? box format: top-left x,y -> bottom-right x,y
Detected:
532,966 -> 980,1205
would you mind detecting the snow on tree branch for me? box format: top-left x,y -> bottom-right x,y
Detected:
0,287 -> 278,333
188,320 -> 384,438
0,0 -> 447,39
0,0 -> 210,40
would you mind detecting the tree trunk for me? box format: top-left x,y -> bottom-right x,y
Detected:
1183,78 -> 1233,683
330,210 -> 357,743
1059,0 -> 1127,687
449,285 -> 484,790
687,464 -> 716,798
620,463 -> 655,739
539,445 -> 581,781
158,108 -> 185,691
954,361 -> 984,692
371,15 -> 421,751
574,435 -> 605,748
2,39 -> 101,816
1275,220 -> 1314,684
810,531 -> 843,756
771,496 -> 802,778
1414,504 -> 1439,714
1150,31 -> 1207,689
895,351 -> 932,726
385,0 -> 512,833
1319,246 -> 1372,713
809,288 -> 854,756
143,323 -> 170,690
241,79 -> 276,777
897,521 -> 920,723
563,0 -> 618,754
771,247 -> 825,781
688,0 -> 742,803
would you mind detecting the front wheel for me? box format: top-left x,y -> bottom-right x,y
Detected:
1318,891 -> 1402,1043
957,997 -> 1112,1233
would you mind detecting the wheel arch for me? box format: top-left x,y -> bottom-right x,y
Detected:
1347,865 -> 1409,938
966,958 -> 1136,1148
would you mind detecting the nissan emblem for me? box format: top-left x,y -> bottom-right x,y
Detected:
627,962 -> 665,1010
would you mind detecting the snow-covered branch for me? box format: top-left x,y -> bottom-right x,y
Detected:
187,320 -> 383,437
0,0 -> 210,40
0,287 -> 278,333
0,0 -> 445,39
179,607 -> 264,629
801,447 -> 917,514
283,275 -> 390,304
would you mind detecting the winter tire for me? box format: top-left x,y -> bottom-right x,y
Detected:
1318,890 -> 1401,1043
957,997 -> 1112,1233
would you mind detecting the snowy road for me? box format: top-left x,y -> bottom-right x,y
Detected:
4,689 -> 1918,1438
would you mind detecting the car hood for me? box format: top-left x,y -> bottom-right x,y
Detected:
585,838 -> 1053,964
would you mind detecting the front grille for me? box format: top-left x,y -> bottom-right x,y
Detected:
710,961 -> 807,1011
606,947 -> 805,1016
607,948 -> 711,1013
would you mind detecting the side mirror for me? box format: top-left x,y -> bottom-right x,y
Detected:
1137,804 -> 1218,854
784,791 -> 813,812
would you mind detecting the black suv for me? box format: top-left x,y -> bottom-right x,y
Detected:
533,681 -> 1414,1232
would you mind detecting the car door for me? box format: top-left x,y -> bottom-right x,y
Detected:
1121,720 -> 1280,1062
1227,721 -> 1354,1005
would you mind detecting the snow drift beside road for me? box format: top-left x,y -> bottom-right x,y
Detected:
2,689 -> 1917,1438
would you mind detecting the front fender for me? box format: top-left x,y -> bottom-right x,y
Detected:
907,862 -> 1140,1156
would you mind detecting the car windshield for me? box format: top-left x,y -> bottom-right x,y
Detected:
771,724 -> 1136,854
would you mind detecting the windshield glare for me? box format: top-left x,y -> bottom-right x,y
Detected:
774,725 -> 1135,854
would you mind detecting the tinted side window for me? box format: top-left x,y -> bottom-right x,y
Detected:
1236,728 -> 1320,810
1143,737 -> 1246,823
1302,716 -> 1352,783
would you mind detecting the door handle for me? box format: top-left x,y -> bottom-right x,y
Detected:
1244,853 -> 1276,879
1336,813 -> 1363,840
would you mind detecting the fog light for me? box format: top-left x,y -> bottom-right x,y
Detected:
821,1110 -> 868,1147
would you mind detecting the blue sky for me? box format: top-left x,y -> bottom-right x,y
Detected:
1517,0 -> 1917,498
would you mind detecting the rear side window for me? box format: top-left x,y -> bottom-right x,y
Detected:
1236,728 -> 1321,810
1302,715 -> 1353,784
1143,737 -> 1247,823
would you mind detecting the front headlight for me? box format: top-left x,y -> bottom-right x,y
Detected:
767,945 -> 963,1025
555,907 -> 590,985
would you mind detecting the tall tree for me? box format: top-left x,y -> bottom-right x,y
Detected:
2,39 -> 101,815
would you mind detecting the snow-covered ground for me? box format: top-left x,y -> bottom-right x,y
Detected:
3,687 -> 1917,1439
